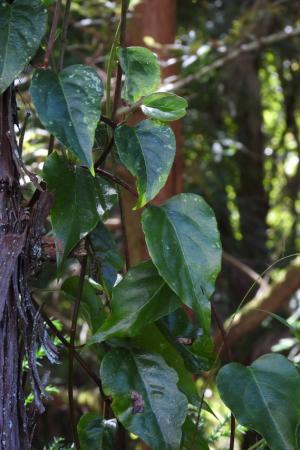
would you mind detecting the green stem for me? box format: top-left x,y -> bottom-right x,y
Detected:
247,439 -> 265,450
59,0 -> 72,71
105,21 -> 121,118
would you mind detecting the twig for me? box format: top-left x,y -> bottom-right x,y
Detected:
68,253 -> 87,450
100,115 -> 117,129
94,137 -> 114,168
223,252 -> 269,291
58,0 -> 72,71
33,298 -> 104,393
44,0 -> 62,68
163,25 -> 300,92
96,168 -> 138,198
247,439 -> 265,450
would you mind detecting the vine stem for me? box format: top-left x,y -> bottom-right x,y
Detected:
247,439 -> 265,450
43,0 -> 62,68
68,253 -> 87,450
59,0 -> 72,71
211,304 -> 235,450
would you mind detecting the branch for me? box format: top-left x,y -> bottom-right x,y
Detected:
223,251 -> 269,290
96,168 -> 138,198
166,26 -> 300,92
214,257 -> 300,350
43,0 -> 62,69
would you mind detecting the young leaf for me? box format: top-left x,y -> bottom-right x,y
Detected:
118,46 -> 160,104
89,261 -> 180,343
77,413 -> 117,450
61,276 -> 106,334
115,120 -> 176,208
30,65 -> 103,169
217,353 -> 300,450
142,194 -> 221,334
100,348 -> 188,450
141,93 -> 188,121
43,153 -> 115,268
0,0 -> 47,94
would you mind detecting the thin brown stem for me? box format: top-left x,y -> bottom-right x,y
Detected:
68,253 -> 87,450
94,137 -> 114,168
44,0 -> 62,68
59,0 -> 72,71
96,168 -> 138,198
33,298 -> 105,394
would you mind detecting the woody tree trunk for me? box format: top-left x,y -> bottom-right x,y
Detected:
122,0 -> 183,265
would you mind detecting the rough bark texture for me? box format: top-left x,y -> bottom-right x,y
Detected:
0,88 -> 57,449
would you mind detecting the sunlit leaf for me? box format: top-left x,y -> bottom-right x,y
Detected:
115,120 -> 175,208
31,65 -> 103,169
118,46 -> 160,104
78,412 -> 117,450
142,194 -> 222,333
142,92 -> 188,121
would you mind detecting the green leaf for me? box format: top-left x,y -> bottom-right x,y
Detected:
115,120 -> 176,208
132,324 -> 199,406
30,65 -> 103,169
118,46 -> 160,104
61,276 -> 106,334
0,0 -> 47,94
142,194 -> 221,334
181,417 -> 209,450
217,353 -> 300,450
89,261 -> 180,343
141,93 -> 188,121
100,348 -> 188,450
158,319 -> 216,373
90,221 -> 123,271
77,412 -> 117,450
43,153 -> 116,267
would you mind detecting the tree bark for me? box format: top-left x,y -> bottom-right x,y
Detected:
122,0 -> 182,266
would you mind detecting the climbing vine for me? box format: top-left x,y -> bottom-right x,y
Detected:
0,1 -> 300,449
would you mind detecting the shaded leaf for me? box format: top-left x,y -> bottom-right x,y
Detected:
142,194 -> 221,333
132,324 -> 199,406
100,348 -> 188,450
142,92 -> 188,121
181,417 -> 209,450
89,261 -> 180,343
217,353 -> 300,450
0,0 -> 47,94
61,276 -> 106,334
118,46 -> 160,104
43,153 -> 116,267
31,65 -> 103,169
115,120 -> 175,208
78,412 -> 117,450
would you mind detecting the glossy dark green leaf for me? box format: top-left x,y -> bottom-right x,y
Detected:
77,412 -> 116,450
0,0 -> 47,94
142,194 -> 221,334
158,320 -> 215,373
118,46 -> 160,104
141,93 -> 188,121
61,276 -> 106,334
90,221 -> 123,271
31,65 -> 103,169
43,153 -> 116,267
100,348 -> 188,450
217,353 -> 300,450
132,324 -> 199,406
115,120 -> 176,208
89,261 -> 180,343
181,417 -> 209,450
